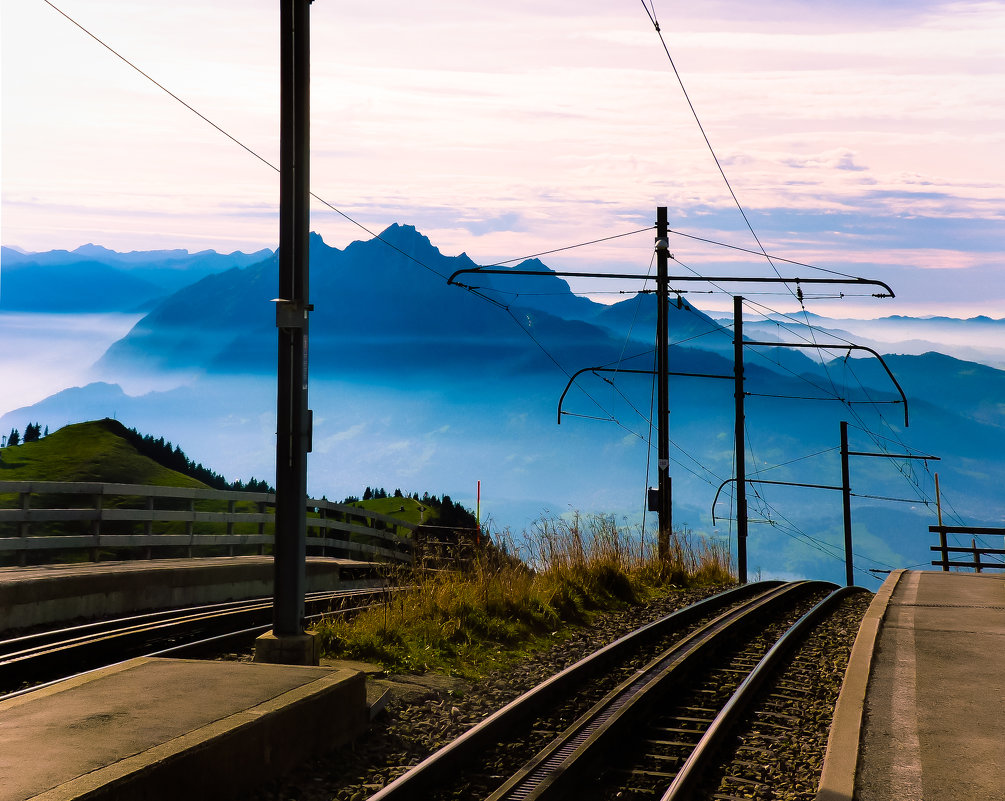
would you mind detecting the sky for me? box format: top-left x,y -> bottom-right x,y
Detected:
3,0 -> 1004,317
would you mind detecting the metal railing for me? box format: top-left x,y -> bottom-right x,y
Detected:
0,481 -> 415,566
929,525 -> 1005,572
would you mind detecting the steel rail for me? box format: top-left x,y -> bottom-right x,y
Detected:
485,581 -> 826,801
0,594 -> 388,704
0,589 -> 372,656
366,582 -> 777,801
0,587 -> 395,691
0,587 -> 388,660
660,585 -> 863,800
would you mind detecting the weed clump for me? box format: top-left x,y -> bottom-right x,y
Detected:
315,513 -> 733,678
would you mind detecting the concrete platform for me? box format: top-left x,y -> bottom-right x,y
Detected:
817,569 -> 1005,801
0,656 -> 368,801
0,555 -> 380,631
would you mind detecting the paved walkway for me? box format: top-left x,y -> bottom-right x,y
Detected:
0,657 -> 367,801
818,569 -> 1005,801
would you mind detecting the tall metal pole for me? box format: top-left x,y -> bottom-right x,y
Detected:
274,0 -> 311,638
733,295 -> 748,583
840,420 -> 854,586
655,207 -> 671,559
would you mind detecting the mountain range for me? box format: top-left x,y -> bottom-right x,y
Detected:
2,226 -> 1002,586
0,244 -> 271,312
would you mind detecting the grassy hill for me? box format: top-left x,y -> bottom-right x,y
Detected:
0,418 -> 209,488
344,492 -> 478,529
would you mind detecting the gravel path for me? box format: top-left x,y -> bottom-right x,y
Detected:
247,585 -> 869,801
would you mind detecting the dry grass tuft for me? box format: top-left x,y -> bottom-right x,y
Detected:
315,514 -> 734,677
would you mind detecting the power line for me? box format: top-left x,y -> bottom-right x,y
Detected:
43,0 -> 685,456
484,228 -> 655,267
665,228 -> 863,280
636,1 -> 804,309
41,0 -> 454,282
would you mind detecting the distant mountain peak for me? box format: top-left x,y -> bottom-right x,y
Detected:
73,243 -> 118,258
514,257 -> 554,273
377,223 -> 437,251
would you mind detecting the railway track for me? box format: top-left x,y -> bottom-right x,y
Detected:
0,586 -> 395,697
365,580 -> 864,801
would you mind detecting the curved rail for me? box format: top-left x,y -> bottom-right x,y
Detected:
486,581 -> 827,801
367,582 -> 777,801
660,584 -> 863,800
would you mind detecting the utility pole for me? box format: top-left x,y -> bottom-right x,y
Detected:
840,421 -> 853,586
448,236 -> 894,576
655,207 -> 672,559
257,0 -> 315,665
840,422 -> 938,587
733,296 -> 748,583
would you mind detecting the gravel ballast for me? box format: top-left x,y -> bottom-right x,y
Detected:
247,585 -> 870,801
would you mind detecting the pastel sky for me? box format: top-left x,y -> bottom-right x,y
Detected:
3,0 -> 1004,317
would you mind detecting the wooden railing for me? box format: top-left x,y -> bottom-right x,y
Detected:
0,481 -> 415,566
929,525 -> 1005,572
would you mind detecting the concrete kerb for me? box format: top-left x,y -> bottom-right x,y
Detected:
815,569 -> 905,801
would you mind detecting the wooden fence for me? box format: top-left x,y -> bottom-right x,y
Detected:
930,525 -> 1005,572
0,481 -> 415,566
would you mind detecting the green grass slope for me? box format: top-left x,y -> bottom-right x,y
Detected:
0,418 -> 208,488
350,496 -> 434,526
347,495 -> 479,529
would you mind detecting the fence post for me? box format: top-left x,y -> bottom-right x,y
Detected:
18,490 -> 30,567
258,500 -> 267,555
145,494 -> 154,559
186,497 -> 195,558
973,538 -> 982,573
91,492 -> 102,562
227,499 -> 236,556
939,527 -> 949,571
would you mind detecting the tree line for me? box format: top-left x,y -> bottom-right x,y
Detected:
119,426 -> 274,493
3,422 -> 48,447
344,487 -> 477,528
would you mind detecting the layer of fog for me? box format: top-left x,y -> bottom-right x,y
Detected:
0,313 -> 143,414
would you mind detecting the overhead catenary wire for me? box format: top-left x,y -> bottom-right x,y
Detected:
636,0 -> 810,311
483,228 -> 656,267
